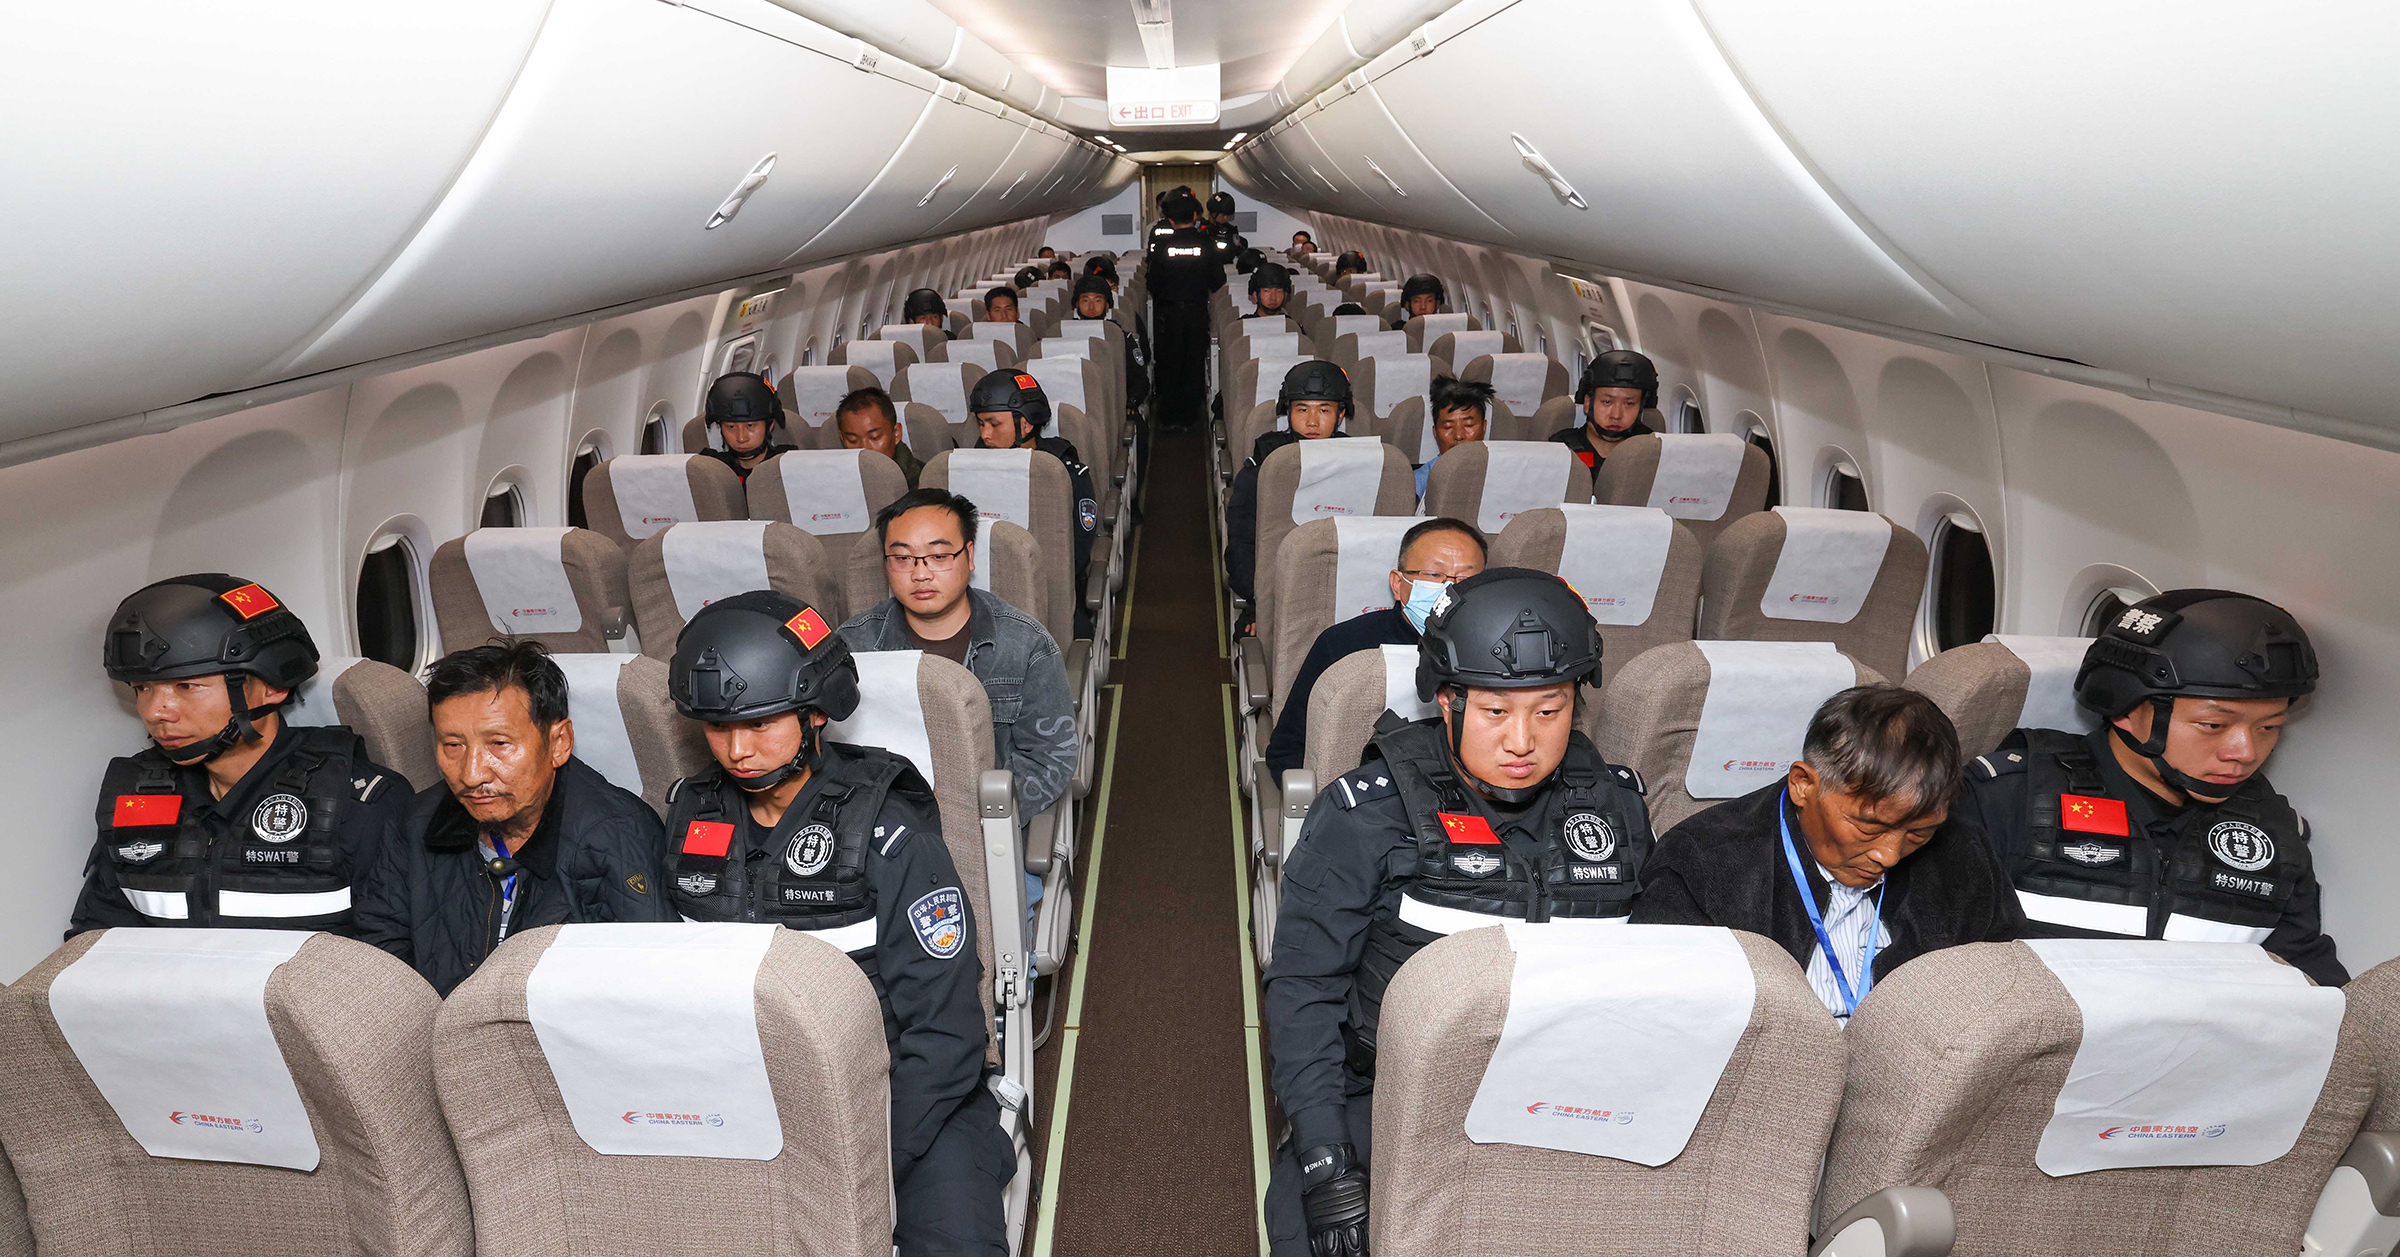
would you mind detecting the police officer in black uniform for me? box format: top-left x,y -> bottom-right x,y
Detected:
1225,361 -> 1353,637
1205,190 -> 1247,267
1959,590 -> 2345,984
968,370 -> 1100,636
663,591 -> 1009,1256
1549,349 -> 1657,472
1146,190 -> 1220,430
1388,274 -> 1445,329
699,371 -> 796,485
1262,569 -> 1655,1257
1247,262 -> 1295,320
903,287 -> 955,339
74,574 -> 404,935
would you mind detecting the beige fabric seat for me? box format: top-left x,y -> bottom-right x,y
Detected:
877,321 -> 944,363
629,521 -> 842,661
1330,328 -> 1409,372
1358,355 -> 1442,457
1263,516 -> 1424,728
1302,646 -> 1437,789
1402,311 -> 1477,354
826,338 -> 914,391
1226,355 -> 1313,429
0,1145 -> 24,1257
742,449 -> 910,579
1427,329 -> 1520,368
967,320 -> 1037,361
547,653 -> 708,815
942,336 -> 1016,372
1371,927 -> 1846,1257
1821,941 -> 2379,1257
284,655 -> 440,790
1904,635 -> 2100,759
578,455 -> 746,549
1591,433 -> 1774,553
1323,313 -> 1387,350
1251,440 -> 1418,654
780,365 -> 880,450
1595,641 -> 1883,830
1698,507 -> 1930,680
0,932 -> 470,1257
922,450 -> 1079,642
1491,506 -> 1704,682
1024,356 -> 1118,488
430,526 -> 630,654
1513,395 -> 1580,444
433,927 -> 890,1257
895,361 -> 986,432
1226,330 -> 1315,372
1418,441 -> 1594,535
1462,352 -> 1570,429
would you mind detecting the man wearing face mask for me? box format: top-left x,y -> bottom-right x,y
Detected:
1262,570 -> 1654,1257
1631,686 -> 2023,1022
1263,518 -> 1487,782
1225,361 -> 1353,637
74,575 -> 406,935
1549,349 -> 1658,471
1956,590 -> 2344,984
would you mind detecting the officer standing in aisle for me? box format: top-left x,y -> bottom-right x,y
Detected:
1205,191 -> 1247,266
1262,570 -> 1655,1257
1958,589 -> 2345,984
73,574 -> 404,935
1146,190 -> 1219,430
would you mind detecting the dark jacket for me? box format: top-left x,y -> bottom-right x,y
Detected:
354,757 -> 676,995
889,440 -> 926,489
1548,421 -> 1653,472
1630,782 -> 2023,979
1264,608 -> 1417,780
700,442 -> 797,485
1225,429 -> 1310,618
980,434 -> 1099,620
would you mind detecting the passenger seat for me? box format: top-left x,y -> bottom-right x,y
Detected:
1462,352 -> 1570,439
547,652 -> 708,816
1490,505 -> 1703,683
1904,635 -> 2098,759
827,339 -> 915,392
284,655 -> 440,790
742,448 -> 910,579
1426,329 -> 1519,369
579,454 -> 747,549
430,526 -> 631,654
1590,432 -> 1772,553
1357,355 -> 1439,456
943,336 -> 1017,372
1417,440 -> 1593,533
782,365 -> 881,450
1698,506 -> 1930,681
878,322 -> 946,364
1402,312 -> 1477,354
628,520 -> 843,661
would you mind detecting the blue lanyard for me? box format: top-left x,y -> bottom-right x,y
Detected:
480,837 -> 520,941
1777,789 -> 1885,1018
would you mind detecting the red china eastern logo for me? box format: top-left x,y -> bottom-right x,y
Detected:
169,1111 -> 263,1133
1667,495 -> 1704,504
810,511 -> 848,522
1788,593 -> 1836,605
1722,758 -> 1783,772
641,516 -> 676,524
2099,1123 -> 2223,1141
621,1111 -> 726,1128
1524,1102 -> 1635,1125
1311,504 -> 1354,513
511,607 -> 557,617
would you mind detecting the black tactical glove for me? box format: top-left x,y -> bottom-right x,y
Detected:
1298,1142 -> 1369,1257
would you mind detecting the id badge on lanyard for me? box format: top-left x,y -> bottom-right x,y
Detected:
480,838 -> 521,944
1777,789 -> 1884,1018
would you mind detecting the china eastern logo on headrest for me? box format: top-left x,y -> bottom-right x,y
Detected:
783,608 -> 831,650
218,583 -> 281,620
1014,374 -> 1040,391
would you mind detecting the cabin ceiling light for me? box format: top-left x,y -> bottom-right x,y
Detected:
1132,0 -> 1174,69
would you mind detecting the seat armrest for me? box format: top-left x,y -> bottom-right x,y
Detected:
1238,635 -> 1269,713
1023,800 -> 1059,876
2342,1132 -> 2400,1214
1809,1187 -> 1953,1257
600,606 -> 629,640
1083,561 -> 1108,615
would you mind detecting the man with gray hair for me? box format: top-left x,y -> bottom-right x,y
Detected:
1631,685 -> 2022,1022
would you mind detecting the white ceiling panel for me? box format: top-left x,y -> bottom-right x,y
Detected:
927,0 -> 1346,100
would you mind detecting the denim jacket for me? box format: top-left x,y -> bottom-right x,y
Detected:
839,587 -> 1080,819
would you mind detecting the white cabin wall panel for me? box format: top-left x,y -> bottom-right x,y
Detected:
0,0 -> 552,444
1045,183 -> 1145,258
274,0 -> 918,378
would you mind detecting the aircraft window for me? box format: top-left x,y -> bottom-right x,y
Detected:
1742,416 -> 1780,510
1478,300 -> 1493,327
355,533 -> 421,673
1672,389 -> 1704,434
639,418 -> 668,456
1926,512 -> 1997,653
479,483 -> 524,529
801,338 -> 817,367
719,333 -> 758,377
2083,586 -> 2150,636
566,440 -> 604,530
1822,459 -> 1869,512
1537,326 -> 1551,356
756,355 -> 778,388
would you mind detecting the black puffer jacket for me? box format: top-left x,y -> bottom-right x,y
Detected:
354,757 -> 675,995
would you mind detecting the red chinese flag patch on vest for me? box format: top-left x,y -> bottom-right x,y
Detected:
1437,811 -> 1501,845
682,821 -> 734,857
783,608 -> 831,650
217,583 -> 281,620
2061,793 -> 2130,837
113,794 -> 183,827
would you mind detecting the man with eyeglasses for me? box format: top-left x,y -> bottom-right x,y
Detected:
838,488 -> 1080,831
1263,518 -> 1487,783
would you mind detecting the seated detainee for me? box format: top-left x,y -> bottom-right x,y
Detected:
1631,686 -> 2023,1022
1263,517 -> 1487,781
840,489 -> 1079,826
1548,349 -> 1656,472
663,593 -> 1007,1255
836,386 -> 924,488
1332,251 -> 1369,284
353,641 -> 674,995
74,574 -> 406,935
1248,263 -> 1294,319
1072,274 -> 1149,413
1330,302 -> 1366,318
1037,245 -> 1055,259
982,287 -> 1019,325
700,370 -> 797,485
1288,230 -> 1314,258
1957,590 -> 2346,984
1390,274 -> 1444,329
1225,361 -> 1355,637
902,288 -> 955,340
1046,259 -> 1074,282
970,371 -> 1098,637
1413,376 -> 1493,497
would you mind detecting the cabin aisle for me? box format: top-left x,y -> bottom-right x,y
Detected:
1030,424 -> 1265,1255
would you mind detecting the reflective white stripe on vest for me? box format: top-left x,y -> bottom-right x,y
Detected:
2161,913 -> 2274,945
121,887 -> 189,920
1397,895 -> 1628,937
2016,889 -> 2146,935
218,887 -> 352,919
798,918 -> 880,953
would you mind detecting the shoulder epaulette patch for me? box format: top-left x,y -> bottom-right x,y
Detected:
1608,764 -> 1645,796
351,773 -> 388,805
1971,750 -> 2029,780
664,777 -> 687,805
1332,771 -> 1397,810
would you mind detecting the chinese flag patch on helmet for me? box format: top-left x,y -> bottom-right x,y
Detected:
218,583 -> 281,620
1015,374 -> 1039,391
783,608 -> 831,650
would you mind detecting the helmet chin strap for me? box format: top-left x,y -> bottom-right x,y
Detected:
2111,695 -> 2235,803
158,674 -> 265,766
731,718 -> 826,794
1444,691 -> 1553,805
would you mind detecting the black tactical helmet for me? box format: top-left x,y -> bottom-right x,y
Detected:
106,574 -> 320,689
1399,273 -> 1446,308
1072,273 -> 1113,307
1164,191 -> 1203,222
1276,360 -> 1353,419
1334,251 -> 1369,277
1084,255 -> 1119,284
1236,247 -> 1263,274
1414,568 -> 1603,702
670,591 -> 860,724
1248,262 -> 1293,297
1011,266 -> 1040,292
1207,190 -> 1236,217
2076,590 -> 2318,716
969,368 -> 1052,434
1576,349 -> 1659,409
705,372 -> 783,426
902,287 -> 948,322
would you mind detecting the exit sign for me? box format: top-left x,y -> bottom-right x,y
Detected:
1106,64 -> 1220,128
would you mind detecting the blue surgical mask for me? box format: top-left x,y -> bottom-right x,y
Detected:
1401,579 -> 1448,632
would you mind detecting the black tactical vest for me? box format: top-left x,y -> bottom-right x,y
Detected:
2016,728 -> 2304,938
663,745 -> 914,947
95,727 -> 360,928
1346,715 -> 1651,1072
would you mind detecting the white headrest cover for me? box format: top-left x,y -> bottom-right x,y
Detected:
969,322 -> 1023,344
659,520 -> 771,621
1332,314 -> 1385,340
1645,433 -> 1748,520
605,454 -> 701,540
1352,274 -> 1386,285
1251,356 -> 1308,408
525,922 -> 784,1158
1553,505 -> 1676,626
1484,352 -> 1553,415
1056,319 -> 1112,341
2024,939 -> 2343,1176
1443,330 -> 1507,364
1330,515 -> 1424,625
945,339 -> 1004,370
1293,437 -> 1389,525
946,448 -> 1035,535
552,653 -> 641,794
1759,507 -> 1892,625
286,655 -> 364,727
1379,643 -> 1436,721
1464,924 -> 1754,1165
1987,634 -> 2102,734
1683,641 -> 1856,800
1244,332 -> 1305,361
1415,312 -> 1471,342
879,324 -> 937,356
50,929 -> 322,1169
464,527 -> 583,634
904,363 -> 972,426
1473,441 -> 1576,535
841,340 -> 901,387
1344,329 -> 1408,363
1240,316 -> 1293,337
785,366 -> 858,429
826,650 -> 939,791
1023,358 -> 1089,417
1036,337 -> 1096,362
772,449 -> 875,536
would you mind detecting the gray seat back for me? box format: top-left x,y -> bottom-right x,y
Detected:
429,527 -> 630,655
